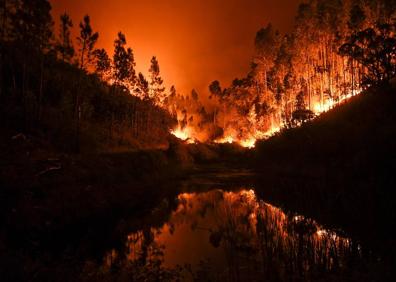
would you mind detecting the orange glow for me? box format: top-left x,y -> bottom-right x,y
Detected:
51,0 -> 301,96
214,136 -> 256,148
170,126 -> 196,144
313,91 -> 361,114
213,90 -> 361,149
107,189 -> 354,276
239,138 -> 256,149
214,124 -> 281,149
50,1 -> 364,148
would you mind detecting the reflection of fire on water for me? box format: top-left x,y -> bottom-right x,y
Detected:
103,188 -> 361,280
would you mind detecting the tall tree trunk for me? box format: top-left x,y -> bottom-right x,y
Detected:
351,59 -> 355,96
74,89 -> 81,152
38,55 -> 44,122
0,0 -> 6,101
264,69 -> 267,100
22,61 -> 28,130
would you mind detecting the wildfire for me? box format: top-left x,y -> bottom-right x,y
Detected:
239,138 -> 256,149
213,124 -> 281,149
313,91 -> 360,114
170,90 -> 361,149
170,126 -> 196,144
213,136 -> 256,148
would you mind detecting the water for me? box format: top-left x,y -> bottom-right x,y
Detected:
100,188 -> 364,281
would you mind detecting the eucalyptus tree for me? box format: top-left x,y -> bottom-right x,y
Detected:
254,24 -> 281,101
340,23 -> 396,86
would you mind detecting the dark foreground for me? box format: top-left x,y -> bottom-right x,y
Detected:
1,166 -> 394,281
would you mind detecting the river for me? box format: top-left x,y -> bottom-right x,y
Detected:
89,168 -> 376,281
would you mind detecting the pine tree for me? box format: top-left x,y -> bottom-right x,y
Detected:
93,48 -> 111,81
57,13 -> 74,63
135,72 -> 149,100
148,56 -> 165,105
113,32 -> 136,89
77,15 -> 98,70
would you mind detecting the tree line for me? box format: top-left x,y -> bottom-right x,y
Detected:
176,0 -> 396,143
0,0 -> 176,152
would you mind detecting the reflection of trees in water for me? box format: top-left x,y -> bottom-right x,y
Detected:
98,189 -> 362,281
205,190 -> 360,281
98,227 -> 183,281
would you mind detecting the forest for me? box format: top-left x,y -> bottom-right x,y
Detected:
175,0 -> 396,146
1,0 -> 396,281
0,0 -> 176,152
1,0 -> 395,152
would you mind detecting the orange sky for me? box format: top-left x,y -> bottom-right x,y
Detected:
51,0 -> 301,96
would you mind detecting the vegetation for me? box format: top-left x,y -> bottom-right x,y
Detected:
253,81 -> 396,263
1,0 -> 396,281
172,0 -> 396,144
0,0 -> 176,153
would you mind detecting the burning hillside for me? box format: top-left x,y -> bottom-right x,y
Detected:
166,0 -> 392,148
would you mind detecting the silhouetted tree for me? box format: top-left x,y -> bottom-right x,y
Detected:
340,23 -> 396,86
209,80 -> 222,99
77,15 -> 98,70
148,56 -> 165,105
93,48 -> 111,81
75,15 -> 98,151
113,32 -> 136,89
57,13 -> 74,63
12,0 -> 53,124
136,72 -> 149,100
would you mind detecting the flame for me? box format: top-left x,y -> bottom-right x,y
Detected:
170,90 -> 361,149
214,136 -> 256,148
313,91 -> 360,114
170,126 -> 196,144
239,138 -> 256,149
213,124 -> 281,149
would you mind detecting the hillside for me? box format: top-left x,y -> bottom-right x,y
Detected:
253,82 -> 396,265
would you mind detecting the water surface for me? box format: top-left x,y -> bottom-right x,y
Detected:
102,188 -> 363,281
